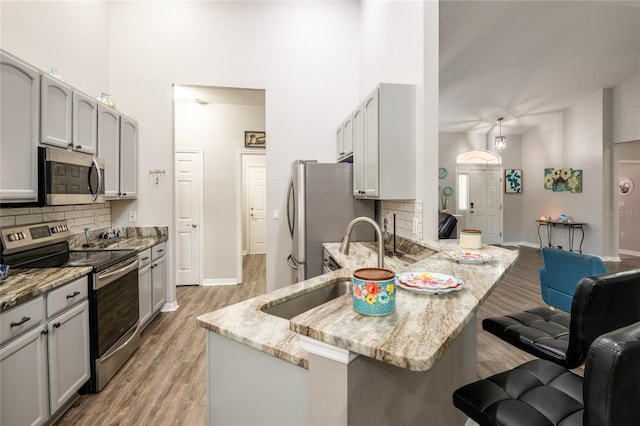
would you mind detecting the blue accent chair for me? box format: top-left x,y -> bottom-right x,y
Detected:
539,247 -> 607,312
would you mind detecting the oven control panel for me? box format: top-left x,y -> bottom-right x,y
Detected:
0,220 -> 71,255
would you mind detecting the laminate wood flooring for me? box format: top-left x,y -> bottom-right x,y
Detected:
55,249 -> 640,425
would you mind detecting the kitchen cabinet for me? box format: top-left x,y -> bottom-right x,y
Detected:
72,90 -> 98,155
97,104 -> 121,199
40,73 -> 73,149
151,242 -> 167,314
353,83 -> 416,200
0,51 -> 40,203
119,114 -> 138,199
336,116 -> 354,162
0,276 -> 90,425
352,105 -> 365,194
138,248 -> 153,329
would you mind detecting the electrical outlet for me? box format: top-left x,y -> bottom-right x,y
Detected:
128,211 -> 137,222
94,213 -> 99,224
413,217 -> 419,234
621,231 -> 625,238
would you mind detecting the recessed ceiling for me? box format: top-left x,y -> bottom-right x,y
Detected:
439,0 -> 640,135
173,85 -> 265,106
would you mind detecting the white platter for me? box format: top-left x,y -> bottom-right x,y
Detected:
442,250 -> 492,264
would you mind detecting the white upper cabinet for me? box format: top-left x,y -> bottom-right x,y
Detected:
72,91 -> 98,155
336,116 -> 354,162
353,83 -> 416,200
97,104 -> 121,199
119,114 -> 138,199
0,51 -> 40,203
40,73 -> 72,149
352,105 -> 365,194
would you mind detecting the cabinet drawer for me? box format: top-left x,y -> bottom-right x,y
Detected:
0,296 -> 45,345
47,276 -> 88,318
152,242 -> 166,260
138,248 -> 152,268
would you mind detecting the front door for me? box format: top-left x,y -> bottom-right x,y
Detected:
467,168 -> 503,244
175,150 -> 202,286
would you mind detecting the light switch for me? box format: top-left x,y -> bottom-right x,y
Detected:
272,210 -> 280,220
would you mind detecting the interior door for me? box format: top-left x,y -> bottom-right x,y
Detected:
248,164 -> 266,255
175,150 -> 202,286
467,169 -> 503,244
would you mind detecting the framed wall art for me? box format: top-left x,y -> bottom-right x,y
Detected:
544,168 -> 582,193
244,131 -> 266,148
505,169 -> 522,193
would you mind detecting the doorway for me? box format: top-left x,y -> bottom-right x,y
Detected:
173,84 -> 266,286
618,161 -> 640,256
456,150 -> 503,244
242,153 -> 266,256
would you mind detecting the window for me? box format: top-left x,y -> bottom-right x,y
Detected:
458,173 -> 468,211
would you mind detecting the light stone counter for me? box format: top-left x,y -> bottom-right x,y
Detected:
197,240 -> 519,371
0,266 -> 93,312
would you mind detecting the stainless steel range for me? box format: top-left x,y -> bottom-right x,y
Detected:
0,220 -> 140,392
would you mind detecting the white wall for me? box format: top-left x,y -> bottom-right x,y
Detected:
521,90 -> 616,257
175,90 -> 265,283
613,73 -> 640,143
107,1 -> 360,291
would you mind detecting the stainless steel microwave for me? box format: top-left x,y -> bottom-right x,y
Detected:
39,147 -> 105,205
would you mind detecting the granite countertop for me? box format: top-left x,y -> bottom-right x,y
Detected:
0,266 -> 93,312
1,227 -> 169,313
197,240 -> 519,371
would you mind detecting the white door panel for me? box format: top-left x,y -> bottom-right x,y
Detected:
248,165 -> 266,255
466,169 -> 503,244
175,151 -> 202,286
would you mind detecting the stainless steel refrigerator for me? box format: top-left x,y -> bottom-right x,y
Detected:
286,160 -> 375,282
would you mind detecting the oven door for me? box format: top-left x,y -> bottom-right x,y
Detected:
93,257 -> 139,358
39,147 -> 104,205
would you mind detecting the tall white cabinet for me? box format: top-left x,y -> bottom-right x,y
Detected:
138,241 -> 167,330
119,114 -> 138,199
353,83 -> 416,200
0,51 -> 40,203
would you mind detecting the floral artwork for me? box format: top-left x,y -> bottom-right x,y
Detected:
505,169 -> 522,193
544,168 -> 582,193
353,280 -> 395,306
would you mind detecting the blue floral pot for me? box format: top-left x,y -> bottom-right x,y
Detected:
352,268 -> 396,316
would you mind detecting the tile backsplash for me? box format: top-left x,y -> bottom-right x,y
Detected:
1,202 -> 112,235
382,200 -> 423,242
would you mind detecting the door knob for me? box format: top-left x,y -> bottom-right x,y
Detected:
191,224 -> 198,228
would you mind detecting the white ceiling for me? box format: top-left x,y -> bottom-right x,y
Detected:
439,0 -> 640,135
174,85 -> 265,106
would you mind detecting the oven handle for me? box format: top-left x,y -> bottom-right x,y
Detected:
94,257 -> 139,290
100,321 -> 140,363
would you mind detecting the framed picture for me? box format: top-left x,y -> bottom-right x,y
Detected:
505,169 -> 522,193
245,131 -> 266,148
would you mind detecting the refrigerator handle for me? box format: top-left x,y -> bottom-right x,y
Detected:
286,179 -> 295,237
286,254 -> 298,270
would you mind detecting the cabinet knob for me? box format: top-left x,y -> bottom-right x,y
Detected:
52,322 -> 61,329
76,145 -> 83,150
41,329 -> 49,336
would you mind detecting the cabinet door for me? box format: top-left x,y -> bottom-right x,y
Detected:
47,301 -> 90,414
1,326 -> 49,426
72,91 -> 98,155
151,255 -> 166,314
342,116 -> 354,158
119,115 -> 138,198
335,125 -> 344,160
41,73 -> 72,149
0,52 -> 40,203
138,265 -> 153,329
97,104 -> 120,199
352,106 -> 365,196
363,89 -> 379,197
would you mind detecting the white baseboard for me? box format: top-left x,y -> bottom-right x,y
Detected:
161,301 -> 179,312
203,278 -> 240,286
620,249 -> 640,257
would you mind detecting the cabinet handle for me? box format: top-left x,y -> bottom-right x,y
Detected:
10,316 -> 31,327
68,143 -> 74,149
152,263 -> 158,268
122,192 -> 127,196
66,290 -> 81,299
53,322 -> 61,329
41,329 -> 48,336
76,144 -> 83,150
141,256 -> 150,261
157,249 -> 164,253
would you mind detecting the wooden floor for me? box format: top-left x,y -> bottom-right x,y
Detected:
55,248 -> 640,426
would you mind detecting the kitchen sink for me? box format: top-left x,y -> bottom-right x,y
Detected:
261,279 -> 351,320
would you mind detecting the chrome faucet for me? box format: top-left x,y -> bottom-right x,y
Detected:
339,217 -> 384,268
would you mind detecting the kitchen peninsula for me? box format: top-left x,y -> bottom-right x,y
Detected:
197,240 -> 518,425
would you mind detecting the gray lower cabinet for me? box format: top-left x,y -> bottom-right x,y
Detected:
138,248 -> 153,329
0,276 -> 90,426
138,242 -> 166,330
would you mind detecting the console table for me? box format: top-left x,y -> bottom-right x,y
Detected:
536,220 -> 586,253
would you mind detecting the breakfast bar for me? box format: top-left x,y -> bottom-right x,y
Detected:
197,240 -> 518,425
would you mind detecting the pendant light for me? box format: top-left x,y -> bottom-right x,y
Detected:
495,117 -> 506,151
